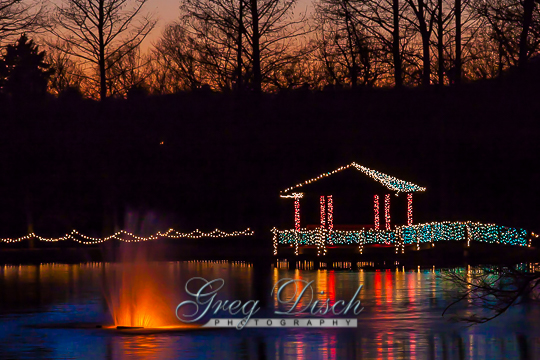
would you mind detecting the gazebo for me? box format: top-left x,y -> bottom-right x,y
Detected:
280,162 -> 426,232
272,162 -> 530,256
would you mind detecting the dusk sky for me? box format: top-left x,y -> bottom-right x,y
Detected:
143,0 -> 313,48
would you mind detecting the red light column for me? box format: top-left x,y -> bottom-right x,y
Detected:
385,194 -> 391,230
327,195 -> 333,230
374,195 -> 380,230
294,197 -> 301,231
407,193 -> 413,226
320,196 -> 326,229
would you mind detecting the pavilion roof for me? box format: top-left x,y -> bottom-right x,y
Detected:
280,162 -> 426,196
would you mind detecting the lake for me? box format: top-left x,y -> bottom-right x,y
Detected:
0,261 -> 538,359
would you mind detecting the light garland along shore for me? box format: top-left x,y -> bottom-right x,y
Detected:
0,228 -> 254,245
271,222 -> 534,256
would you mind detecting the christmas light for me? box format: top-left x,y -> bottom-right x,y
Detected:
294,197 -> 301,231
374,195 -> 380,230
327,195 -> 333,231
407,193 -> 413,226
350,163 -> 426,193
385,194 -> 391,230
315,228 -> 327,256
0,228 -> 254,245
273,232 -> 278,255
280,162 -> 426,195
272,221 -> 528,255
320,196 -> 326,229
280,193 -> 304,199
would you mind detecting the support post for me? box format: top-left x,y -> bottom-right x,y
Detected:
374,195 -> 380,230
320,196 -> 326,229
407,193 -> 413,226
294,197 -> 301,231
385,194 -> 391,230
327,195 -> 333,230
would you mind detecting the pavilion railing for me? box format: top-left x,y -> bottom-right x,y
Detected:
271,221 -> 530,255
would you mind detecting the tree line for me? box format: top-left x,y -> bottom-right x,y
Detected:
0,0 -> 539,99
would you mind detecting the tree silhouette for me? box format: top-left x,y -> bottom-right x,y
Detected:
178,0 -> 308,92
49,0 -> 157,100
45,45 -> 87,96
327,0 -> 410,86
153,24 -> 206,92
315,0 -> 381,88
443,265 -> 540,324
0,0 -> 45,45
475,0 -> 540,71
0,34 -> 52,99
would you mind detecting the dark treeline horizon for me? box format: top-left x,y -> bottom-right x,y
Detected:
0,67 -> 538,241
0,0 -> 540,99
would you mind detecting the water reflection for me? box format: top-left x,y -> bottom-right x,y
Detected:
0,262 -> 538,359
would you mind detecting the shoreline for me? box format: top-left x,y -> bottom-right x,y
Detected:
0,240 -> 537,267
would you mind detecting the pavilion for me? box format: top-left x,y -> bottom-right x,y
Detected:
279,162 -> 426,232
272,162 -> 530,256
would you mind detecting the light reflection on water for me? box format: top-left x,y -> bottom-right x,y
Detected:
0,262 -> 538,359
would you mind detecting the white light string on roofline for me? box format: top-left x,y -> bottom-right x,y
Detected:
0,228 -> 254,245
280,162 -> 426,195
280,193 -> 304,199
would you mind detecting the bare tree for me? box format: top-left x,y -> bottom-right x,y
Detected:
46,44 -> 87,95
107,45 -> 153,97
315,0 -> 382,88
243,0 -> 309,92
454,0 -> 462,82
178,0 -> 308,93
264,44 -> 322,90
0,0 -> 45,45
429,0 -> 484,84
336,0 -> 412,87
153,23 -> 205,92
49,0 -> 157,100
442,265 -> 540,324
402,0 -> 438,85
179,0 -> 244,91
475,0 -> 540,71
519,0 -> 539,68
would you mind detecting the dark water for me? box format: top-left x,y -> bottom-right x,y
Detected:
0,262 -> 538,359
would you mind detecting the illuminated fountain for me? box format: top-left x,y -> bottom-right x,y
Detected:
103,261 -> 179,329
100,214 -> 184,330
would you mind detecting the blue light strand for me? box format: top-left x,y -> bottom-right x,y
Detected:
272,221 -> 529,251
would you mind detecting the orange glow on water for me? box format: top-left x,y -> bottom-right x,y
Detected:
103,262 -> 179,328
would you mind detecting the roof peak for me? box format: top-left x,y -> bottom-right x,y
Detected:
281,162 -> 426,194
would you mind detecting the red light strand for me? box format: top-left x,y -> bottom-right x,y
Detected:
407,193 -> 413,226
320,195 -> 326,229
327,195 -> 333,230
385,194 -> 391,230
294,197 -> 301,231
374,195 -> 380,230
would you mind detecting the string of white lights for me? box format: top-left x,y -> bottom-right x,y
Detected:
350,163 -> 426,193
280,162 -> 426,195
0,228 -> 254,244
